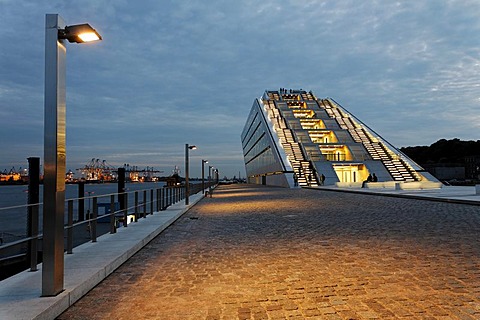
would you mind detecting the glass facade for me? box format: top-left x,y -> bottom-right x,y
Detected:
241,100 -> 287,183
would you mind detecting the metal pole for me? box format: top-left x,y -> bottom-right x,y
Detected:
78,181 -> 85,221
134,191 -> 138,222
208,166 -> 213,192
150,189 -> 153,215
185,144 -> 190,205
110,195 -> 116,234
67,200 -> 73,254
118,167 -> 125,211
91,197 -> 97,242
42,14 -> 66,296
27,157 -> 40,272
202,160 -> 205,194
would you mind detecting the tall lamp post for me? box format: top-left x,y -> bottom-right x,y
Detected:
43,14 -> 101,297
185,144 -> 197,205
208,166 -> 214,185
208,166 -> 215,192
202,159 -> 208,194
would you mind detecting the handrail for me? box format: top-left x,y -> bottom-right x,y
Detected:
0,202 -> 43,212
0,182 -> 216,280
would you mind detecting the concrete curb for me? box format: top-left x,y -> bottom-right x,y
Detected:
304,186 -> 480,206
0,192 -> 206,320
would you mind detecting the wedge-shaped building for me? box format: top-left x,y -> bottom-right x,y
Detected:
241,89 -> 439,188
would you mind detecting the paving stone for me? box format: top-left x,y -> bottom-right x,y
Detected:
57,184 -> 480,320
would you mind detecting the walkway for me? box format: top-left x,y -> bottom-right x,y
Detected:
57,184 -> 480,319
0,191 -> 207,320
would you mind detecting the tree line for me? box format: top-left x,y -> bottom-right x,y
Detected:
400,138 -> 480,165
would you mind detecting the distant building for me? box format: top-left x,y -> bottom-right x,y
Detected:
423,165 -> 465,181
241,89 -> 439,187
465,155 -> 480,180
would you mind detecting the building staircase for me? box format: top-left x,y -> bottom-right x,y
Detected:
320,100 -> 421,182
264,98 -> 318,187
268,92 -> 281,101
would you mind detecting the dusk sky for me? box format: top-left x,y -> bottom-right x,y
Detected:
1,1 -> 479,178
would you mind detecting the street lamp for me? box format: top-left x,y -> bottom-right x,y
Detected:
208,166 -> 213,183
58,23 -> 102,43
185,144 -> 197,205
202,159 -> 208,194
43,14 -> 101,297
207,165 -> 214,196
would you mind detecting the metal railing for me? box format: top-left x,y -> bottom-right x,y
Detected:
0,181 -> 214,280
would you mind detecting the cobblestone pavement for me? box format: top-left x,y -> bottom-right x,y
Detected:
58,184 -> 480,320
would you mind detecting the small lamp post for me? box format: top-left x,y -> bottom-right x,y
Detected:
202,159 -> 208,194
185,144 -> 197,205
43,14 -> 101,297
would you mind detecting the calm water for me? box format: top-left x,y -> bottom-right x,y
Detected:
0,182 -> 166,242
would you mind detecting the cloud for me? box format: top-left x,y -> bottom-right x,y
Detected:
1,0 -> 479,176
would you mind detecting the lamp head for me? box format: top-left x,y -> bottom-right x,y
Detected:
189,145 -> 197,150
59,23 -> 102,43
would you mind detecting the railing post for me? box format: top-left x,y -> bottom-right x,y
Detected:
110,195 -> 116,234
91,197 -> 97,242
166,187 -> 169,207
160,188 -> 165,210
143,190 -> 147,218
67,200 -> 73,254
134,191 -> 139,222
78,181 -> 85,221
150,189 -> 154,215
166,187 -> 170,207
27,157 -> 39,272
123,192 -> 128,227
118,167 -> 126,215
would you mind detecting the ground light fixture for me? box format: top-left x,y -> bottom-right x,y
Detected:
185,144 -> 197,205
43,14 -> 102,297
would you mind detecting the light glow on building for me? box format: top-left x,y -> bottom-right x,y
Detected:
241,89 -> 439,188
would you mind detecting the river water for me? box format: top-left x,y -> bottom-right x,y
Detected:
0,182 -> 166,243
